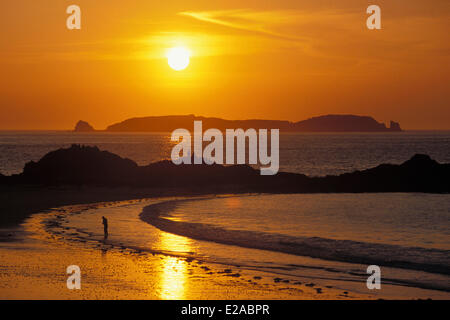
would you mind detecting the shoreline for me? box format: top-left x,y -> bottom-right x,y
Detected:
0,184 -> 255,229
0,198 -> 367,300
140,197 -> 450,279
1,197 -> 448,299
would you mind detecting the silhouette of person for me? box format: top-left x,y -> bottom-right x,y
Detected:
102,216 -> 108,239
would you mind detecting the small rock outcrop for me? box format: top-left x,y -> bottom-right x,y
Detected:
389,121 -> 402,132
74,120 -> 95,132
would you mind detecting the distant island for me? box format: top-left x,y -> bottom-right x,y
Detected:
74,120 -> 95,132
74,114 -> 402,133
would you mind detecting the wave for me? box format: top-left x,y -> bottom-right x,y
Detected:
140,200 -> 450,276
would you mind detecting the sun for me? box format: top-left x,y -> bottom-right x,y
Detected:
167,47 -> 190,71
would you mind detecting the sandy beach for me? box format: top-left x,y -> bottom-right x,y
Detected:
1,196 -> 448,300
0,198 -> 351,299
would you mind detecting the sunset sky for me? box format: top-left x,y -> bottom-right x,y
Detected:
1,0 -> 449,130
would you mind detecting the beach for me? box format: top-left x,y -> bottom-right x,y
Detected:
0,198 -> 351,299
1,196 -> 448,300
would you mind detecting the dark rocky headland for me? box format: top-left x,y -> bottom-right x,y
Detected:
2,145 -> 447,194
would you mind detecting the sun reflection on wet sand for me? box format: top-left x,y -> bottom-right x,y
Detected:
225,197 -> 242,209
157,231 -> 192,299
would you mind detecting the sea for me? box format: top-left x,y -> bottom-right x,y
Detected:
0,130 -> 449,176
1,130 -> 449,296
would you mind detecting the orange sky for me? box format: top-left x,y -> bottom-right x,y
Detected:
0,0 -> 449,130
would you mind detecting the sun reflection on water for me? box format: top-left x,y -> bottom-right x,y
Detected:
157,231 -> 192,300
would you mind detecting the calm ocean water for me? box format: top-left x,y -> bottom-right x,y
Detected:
168,194 -> 450,251
0,131 -> 449,176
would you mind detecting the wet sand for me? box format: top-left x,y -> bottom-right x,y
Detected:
0,198 -> 369,300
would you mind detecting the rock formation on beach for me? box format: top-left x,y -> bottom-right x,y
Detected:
21,145 -> 137,185
101,114 -> 402,133
74,120 -> 95,132
3,145 -> 447,193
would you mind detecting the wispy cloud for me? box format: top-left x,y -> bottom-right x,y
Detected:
179,10 -> 307,42
179,7 -> 450,66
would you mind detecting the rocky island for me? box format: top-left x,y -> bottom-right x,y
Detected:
74,120 -> 95,132
74,115 -> 402,133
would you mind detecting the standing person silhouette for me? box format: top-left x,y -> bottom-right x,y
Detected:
102,216 -> 108,239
